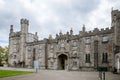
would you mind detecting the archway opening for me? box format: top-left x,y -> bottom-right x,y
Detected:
58,54 -> 68,70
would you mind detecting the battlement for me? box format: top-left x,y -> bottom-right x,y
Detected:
112,9 -> 120,21
9,31 -> 21,38
83,27 -> 114,37
20,18 -> 29,25
55,26 -> 114,40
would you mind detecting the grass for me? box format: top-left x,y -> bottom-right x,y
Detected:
0,70 -> 32,78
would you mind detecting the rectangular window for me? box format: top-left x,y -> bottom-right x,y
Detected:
85,54 -> 90,63
39,45 -> 42,50
14,40 -> 17,45
50,44 -> 53,49
14,55 -> 16,59
73,41 -> 77,47
85,38 -> 91,45
102,36 -> 109,43
102,53 -> 108,63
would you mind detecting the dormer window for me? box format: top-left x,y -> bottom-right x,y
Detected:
102,36 -> 109,43
85,38 -> 91,45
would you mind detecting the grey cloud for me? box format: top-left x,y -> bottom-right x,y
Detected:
0,0 -> 120,46
44,0 -> 100,31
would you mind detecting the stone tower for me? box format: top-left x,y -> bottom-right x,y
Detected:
20,18 -> 29,62
111,9 -> 120,46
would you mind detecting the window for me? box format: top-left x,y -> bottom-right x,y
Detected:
102,36 -> 109,43
73,53 -> 77,57
39,45 -> 42,50
14,55 -> 16,59
28,54 -> 31,58
85,38 -> 91,45
14,40 -> 17,45
102,53 -> 108,63
13,48 -> 17,52
28,47 -> 31,51
85,54 -> 90,63
73,41 -> 77,47
50,44 -> 53,49
73,59 -> 77,67
61,43 -> 64,48
39,53 -> 42,58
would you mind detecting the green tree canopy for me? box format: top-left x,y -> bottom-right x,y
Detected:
0,45 -> 8,65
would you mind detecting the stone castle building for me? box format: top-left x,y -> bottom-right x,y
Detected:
8,9 -> 120,71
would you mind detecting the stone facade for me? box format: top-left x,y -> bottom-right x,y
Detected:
8,9 -> 120,71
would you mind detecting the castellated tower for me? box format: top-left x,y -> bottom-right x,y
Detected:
21,18 -> 29,34
8,18 -> 39,67
111,10 -> 120,46
20,19 -> 29,62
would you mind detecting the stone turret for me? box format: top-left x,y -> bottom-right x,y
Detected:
59,30 -> 62,36
20,18 -> 29,62
10,25 -> 13,33
82,24 -> 86,32
111,9 -> 120,46
70,27 -> 73,35
49,34 -> 52,40
21,18 -> 29,34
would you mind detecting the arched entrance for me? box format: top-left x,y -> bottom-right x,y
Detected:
58,54 -> 68,70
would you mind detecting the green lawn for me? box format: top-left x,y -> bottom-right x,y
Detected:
0,70 -> 32,78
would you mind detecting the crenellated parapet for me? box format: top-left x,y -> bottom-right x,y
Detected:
20,18 -> 29,25
55,26 -> 114,40
112,9 -> 120,21
9,31 -> 21,38
83,27 -> 114,37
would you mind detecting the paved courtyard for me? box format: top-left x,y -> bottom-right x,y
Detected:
0,69 -> 120,80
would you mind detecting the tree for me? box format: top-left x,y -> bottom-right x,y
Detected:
0,46 -> 8,66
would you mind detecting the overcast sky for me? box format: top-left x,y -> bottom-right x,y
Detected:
0,0 -> 120,47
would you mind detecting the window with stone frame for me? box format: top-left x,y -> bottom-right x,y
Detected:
73,53 -> 77,57
28,54 -> 31,58
102,53 -> 108,63
50,44 -> 54,49
85,54 -> 90,63
39,53 -> 42,58
73,59 -> 77,67
85,38 -> 91,45
102,35 -> 109,43
73,41 -> 77,47
60,42 -> 65,48
13,48 -> 17,52
27,47 -> 31,51
14,55 -> 17,59
39,45 -> 42,50
13,40 -> 17,45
